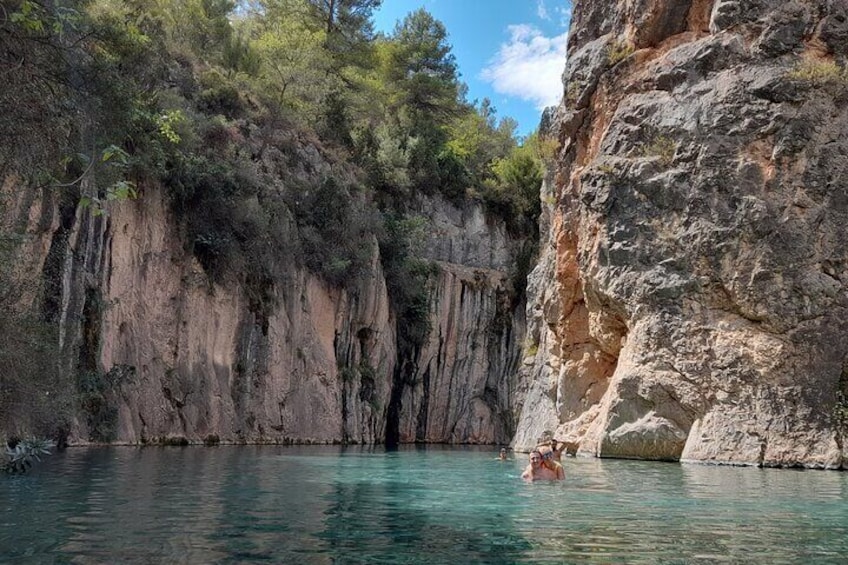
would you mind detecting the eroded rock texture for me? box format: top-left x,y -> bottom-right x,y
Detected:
99,188 -> 524,445
515,0 -> 848,468
1,175 -> 523,445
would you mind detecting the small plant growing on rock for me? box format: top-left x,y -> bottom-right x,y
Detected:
607,40 -> 634,66
566,82 -> 581,107
2,438 -> 55,474
786,57 -> 848,86
339,365 -> 358,382
639,136 -> 677,166
596,162 -> 616,175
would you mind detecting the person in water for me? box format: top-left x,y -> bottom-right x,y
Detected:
539,439 -> 563,462
521,450 -> 562,481
498,448 -> 509,461
538,445 -> 565,480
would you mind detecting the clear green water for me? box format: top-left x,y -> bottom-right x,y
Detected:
1,445 -> 847,564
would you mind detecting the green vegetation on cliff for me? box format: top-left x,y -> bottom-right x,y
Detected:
0,0 -> 548,439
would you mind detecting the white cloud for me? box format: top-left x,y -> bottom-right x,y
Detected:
537,0 -> 549,20
480,25 -> 568,110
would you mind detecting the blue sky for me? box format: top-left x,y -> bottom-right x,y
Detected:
373,0 -> 572,137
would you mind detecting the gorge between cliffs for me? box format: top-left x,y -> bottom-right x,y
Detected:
1,0 -> 846,470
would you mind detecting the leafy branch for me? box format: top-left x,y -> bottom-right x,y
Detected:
2,438 -> 55,474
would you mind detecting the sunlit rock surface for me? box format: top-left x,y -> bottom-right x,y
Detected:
0,172 -> 523,445
4,0 -> 847,465
92,186 -> 523,445
514,0 -> 848,468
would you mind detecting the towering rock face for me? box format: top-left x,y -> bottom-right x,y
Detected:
2,175 -> 524,446
97,186 -> 396,444
98,187 -> 523,445
395,199 -> 524,443
515,0 -> 848,468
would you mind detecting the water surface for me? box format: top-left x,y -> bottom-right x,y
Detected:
1,446 -> 846,563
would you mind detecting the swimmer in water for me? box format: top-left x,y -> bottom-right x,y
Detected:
521,450 -> 562,481
498,448 -> 509,461
538,445 -> 565,480
537,438 -> 565,461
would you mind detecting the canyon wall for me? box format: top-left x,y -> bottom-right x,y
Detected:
1,174 -> 524,446
5,0 -> 847,468
514,0 -> 848,468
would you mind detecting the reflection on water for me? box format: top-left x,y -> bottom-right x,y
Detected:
1,446 -> 846,563
317,450 -> 532,564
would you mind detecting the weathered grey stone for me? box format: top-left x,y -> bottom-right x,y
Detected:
649,33 -> 747,92
563,35 -> 616,110
567,1 -> 619,52
753,1 -> 811,57
710,0 -> 777,34
515,0 -> 848,469
416,195 -> 513,270
626,0 -> 691,48
820,8 -> 848,56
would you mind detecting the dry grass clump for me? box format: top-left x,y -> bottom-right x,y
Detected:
639,136 -> 677,166
787,57 -> 848,85
607,40 -> 635,66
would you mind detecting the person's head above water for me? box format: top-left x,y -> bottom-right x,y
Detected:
538,445 -> 564,472
498,448 -> 508,460
538,442 -> 564,463
522,448 -> 564,481
529,450 -> 543,468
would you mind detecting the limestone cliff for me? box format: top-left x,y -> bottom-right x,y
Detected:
1,172 -> 524,446
515,0 -> 848,468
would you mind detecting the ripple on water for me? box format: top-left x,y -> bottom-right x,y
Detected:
1,446 -> 847,563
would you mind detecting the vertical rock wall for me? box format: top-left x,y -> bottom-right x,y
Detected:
2,176 -> 524,445
515,0 -> 848,468
97,186 -> 396,444
393,199 -> 524,443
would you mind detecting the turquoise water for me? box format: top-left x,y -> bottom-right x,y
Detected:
1,446 -> 847,564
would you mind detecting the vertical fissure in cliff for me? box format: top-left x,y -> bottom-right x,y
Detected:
415,358 -> 433,441
233,306 -> 270,436
385,344 -> 420,448
42,188 -> 110,376
488,302 -> 518,441
40,191 -> 78,326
